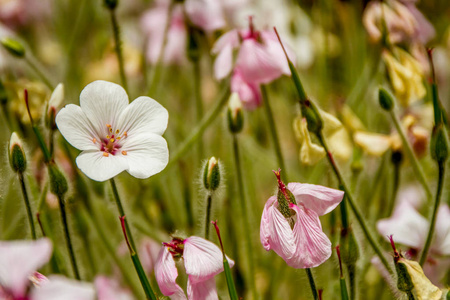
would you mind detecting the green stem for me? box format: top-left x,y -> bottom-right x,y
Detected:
387,156 -> 401,216
261,85 -> 286,180
193,57 -> 204,161
232,134 -> 257,300
109,8 -> 128,92
57,194 -> 81,280
49,128 -> 55,158
167,85 -> 230,168
419,163 -> 445,266
24,57 -> 53,90
305,268 -> 319,300
110,178 -> 157,300
316,132 -> 393,275
204,194 -> 212,239
18,173 -> 36,239
389,111 -> 432,200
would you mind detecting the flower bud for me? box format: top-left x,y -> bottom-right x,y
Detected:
430,124 -> 449,163
1,37 -> 25,58
9,132 -> 27,173
301,100 -> 323,134
379,87 -> 394,111
227,93 -> 244,133
273,169 -> 296,222
104,0 -> 118,9
203,157 -> 221,192
339,227 -> 360,266
48,163 -> 68,198
46,83 -> 64,130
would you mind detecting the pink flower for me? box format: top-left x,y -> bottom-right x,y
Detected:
95,276 -> 134,300
30,276 -> 95,300
212,18 -> 295,85
377,202 -> 450,284
184,0 -> 226,32
260,171 -> 344,268
155,236 -> 234,299
139,238 -> 162,274
230,69 -> 262,110
0,238 -> 52,299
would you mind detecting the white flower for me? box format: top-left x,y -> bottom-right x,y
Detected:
56,80 -> 169,182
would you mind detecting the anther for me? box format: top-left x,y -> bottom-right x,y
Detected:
92,138 -> 97,143
110,138 -> 115,143
115,129 -> 119,134
103,152 -> 109,157
109,128 -> 113,133
106,124 -> 111,128
122,151 -> 127,155
106,135 -> 110,139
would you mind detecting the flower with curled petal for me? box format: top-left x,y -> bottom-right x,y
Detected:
260,170 -> 344,268
155,236 -> 234,299
56,80 -> 169,182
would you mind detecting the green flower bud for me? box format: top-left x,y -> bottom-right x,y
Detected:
339,227 -> 360,266
379,87 -> 395,111
301,100 -> 323,134
1,37 -> 25,58
273,169 -> 296,225
227,93 -> 244,133
48,163 -> 68,198
9,132 -> 27,173
104,0 -> 118,9
203,157 -> 221,192
396,259 -> 414,293
430,124 -> 449,163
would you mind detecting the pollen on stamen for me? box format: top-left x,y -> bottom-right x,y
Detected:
122,151 -> 127,155
92,138 -> 97,143
106,135 -> 110,139
103,152 -> 109,157
123,132 -> 128,137
117,137 -> 121,140
115,129 -> 119,134
110,138 -> 115,143
106,124 -> 111,128
109,128 -> 113,133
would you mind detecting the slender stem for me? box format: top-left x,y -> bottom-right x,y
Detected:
305,268 -> 319,300
387,156 -> 401,216
419,163 -> 445,266
110,178 -> 157,300
57,194 -> 81,280
389,111 -> 432,200
316,132 -> 393,275
261,85 -> 286,180
232,134 -> 257,299
167,86 -> 230,168
109,8 -> 128,92
204,194 -> 212,239
193,57 -> 204,161
24,57 -> 53,90
49,128 -> 55,158
18,173 -> 36,239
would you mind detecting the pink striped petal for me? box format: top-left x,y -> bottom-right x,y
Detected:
187,277 -> 218,300
287,182 -> 344,216
260,196 -> 277,251
214,44 -> 234,80
230,70 -> 262,110
288,204 -> 332,268
183,237 -> 224,284
154,247 -> 186,299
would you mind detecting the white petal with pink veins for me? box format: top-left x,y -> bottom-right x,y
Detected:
187,277 -> 218,300
287,182 -> 344,216
154,247 -> 187,299
214,44 -> 234,80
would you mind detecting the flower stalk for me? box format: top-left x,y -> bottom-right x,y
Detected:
336,246 -> 350,300
18,173 -> 36,240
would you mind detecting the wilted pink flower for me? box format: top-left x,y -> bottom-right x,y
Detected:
212,17 -> 295,85
95,276 -> 134,300
260,171 -> 344,268
377,202 -> 450,284
0,238 -> 52,299
155,236 -> 234,299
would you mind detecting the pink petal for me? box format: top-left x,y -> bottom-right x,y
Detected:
236,38 -> 284,84
211,29 -> 240,54
0,238 -> 52,298
288,204 -> 332,268
30,275 -> 95,300
260,196 -> 277,251
434,204 -> 450,256
183,237 -> 224,284
260,30 -> 295,76
376,201 -> 428,249
139,238 -> 162,274
187,277 -> 218,300
287,182 -> 344,216
230,70 -> 262,110
214,44 -> 233,80
95,276 -> 134,300
184,0 -> 226,32
154,247 -> 186,299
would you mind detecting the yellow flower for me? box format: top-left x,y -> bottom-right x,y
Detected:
383,47 -> 426,107
398,258 -> 442,300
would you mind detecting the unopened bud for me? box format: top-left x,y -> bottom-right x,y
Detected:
339,227 -> 360,266
273,169 -> 296,221
430,124 -> 449,163
1,37 -> 25,58
46,83 -> 64,129
301,100 -> 323,134
227,93 -> 244,133
379,87 -> 394,111
203,157 -> 221,192
48,163 -> 68,198
104,0 -> 118,9
9,132 -> 27,173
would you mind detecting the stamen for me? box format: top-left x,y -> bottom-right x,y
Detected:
93,138 -> 97,143
103,152 -> 109,157
106,135 -> 110,139
109,128 -> 113,133
110,138 -> 115,143
106,124 -> 111,128
115,129 -> 119,134
117,137 -> 121,140
122,151 -> 127,155
123,132 -> 127,137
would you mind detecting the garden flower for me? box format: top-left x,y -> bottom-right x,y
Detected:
377,201 -> 450,284
30,276 -> 96,300
0,238 -> 52,299
95,276 -> 133,300
55,80 -> 169,182
230,69 -> 262,110
155,236 -> 234,299
260,170 -> 344,268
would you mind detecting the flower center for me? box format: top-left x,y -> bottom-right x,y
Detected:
93,124 -> 128,157
163,237 -> 185,259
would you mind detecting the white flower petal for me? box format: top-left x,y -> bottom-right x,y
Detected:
183,236 -> 224,284
0,238 -> 52,298
187,277 -> 218,300
49,83 -> 64,108
56,104 -> 99,151
434,204 -> 450,256
76,150 -> 129,182
121,133 -> 168,179
79,80 -> 129,136
117,96 -> 168,137
214,44 -> 233,80
154,247 -> 186,299
30,275 -> 95,300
